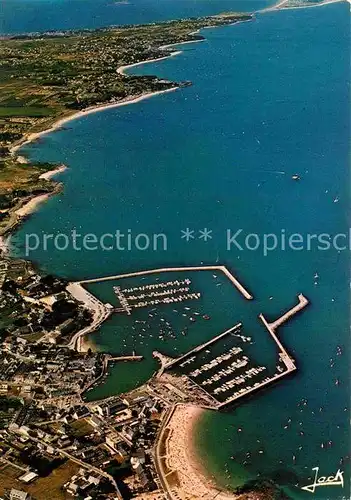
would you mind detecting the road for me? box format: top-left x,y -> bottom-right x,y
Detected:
153,406 -> 176,500
66,282 -> 112,351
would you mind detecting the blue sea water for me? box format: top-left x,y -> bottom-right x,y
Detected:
9,1 -> 350,498
1,0 -> 273,34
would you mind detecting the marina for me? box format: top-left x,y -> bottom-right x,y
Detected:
3,1 -> 348,496
67,265 -> 310,412
146,293 -> 310,411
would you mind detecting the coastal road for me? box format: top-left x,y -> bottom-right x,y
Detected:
66,282 -> 112,351
153,406 -> 177,500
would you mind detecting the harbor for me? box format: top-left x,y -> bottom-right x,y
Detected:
66,265 -> 310,412
145,293 -> 310,411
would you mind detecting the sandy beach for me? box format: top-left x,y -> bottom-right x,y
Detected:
39,164 -> 68,180
9,33 -> 210,156
10,87 -> 178,156
15,193 -> 52,218
118,35 -> 205,75
160,404 -> 238,499
117,52 -> 183,75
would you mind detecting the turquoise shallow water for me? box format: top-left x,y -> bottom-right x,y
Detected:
10,2 -> 350,498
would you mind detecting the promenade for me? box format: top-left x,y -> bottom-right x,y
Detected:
66,282 -> 113,351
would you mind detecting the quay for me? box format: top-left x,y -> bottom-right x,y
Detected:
81,353 -> 143,395
78,265 -> 253,300
163,323 -> 242,370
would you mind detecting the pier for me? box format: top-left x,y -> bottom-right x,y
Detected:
156,294 -> 310,410
259,294 -> 309,371
113,286 -> 132,315
217,369 -> 294,409
107,354 -> 143,362
259,314 -> 296,371
163,323 -> 242,370
153,351 -> 175,377
267,293 -> 309,330
78,265 -> 253,300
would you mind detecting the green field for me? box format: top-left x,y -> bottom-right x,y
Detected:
0,106 -> 53,117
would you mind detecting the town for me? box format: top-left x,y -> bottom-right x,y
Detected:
0,262 -> 309,499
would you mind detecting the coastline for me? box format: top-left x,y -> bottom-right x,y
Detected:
15,193 -> 52,218
1,20 -> 248,496
39,164 -> 68,180
10,87 -> 178,156
1,5 -> 348,500
117,51 -> 183,75
262,0 -> 345,12
0,182 -> 63,256
5,15 -> 249,257
158,404 -> 238,499
4,88 -> 179,255
3,34 -> 203,260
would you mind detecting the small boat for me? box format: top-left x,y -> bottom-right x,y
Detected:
334,196 -> 339,203
203,314 -> 211,320
292,174 -> 300,180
